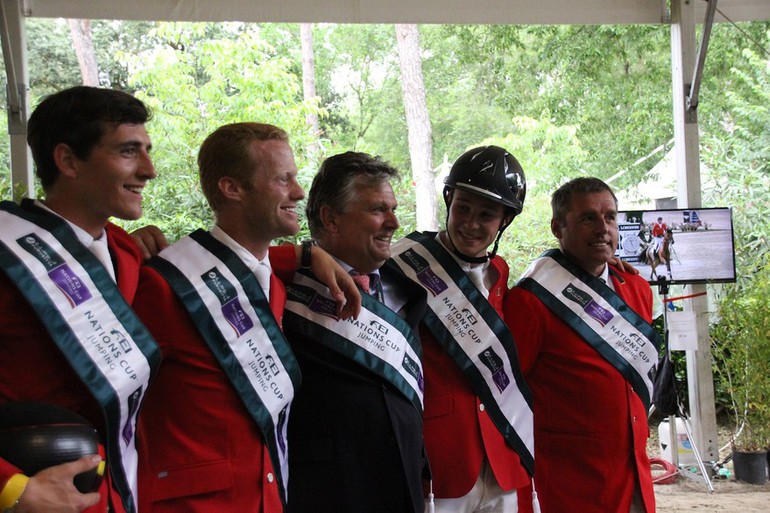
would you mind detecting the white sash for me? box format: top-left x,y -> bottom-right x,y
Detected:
518,249 -> 660,409
150,230 -> 299,502
284,272 -> 424,411
388,232 -> 534,474
0,201 -> 159,513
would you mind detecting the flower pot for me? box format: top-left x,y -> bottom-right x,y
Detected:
732,450 -> 769,485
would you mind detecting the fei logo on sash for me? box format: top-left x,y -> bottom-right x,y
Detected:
18,234 -> 93,307
478,347 -> 511,393
399,249 -> 448,297
287,284 -> 339,319
402,353 -> 424,393
562,284 -> 614,327
202,267 -> 254,336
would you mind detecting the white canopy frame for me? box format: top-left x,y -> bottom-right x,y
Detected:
3,0 -> 770,470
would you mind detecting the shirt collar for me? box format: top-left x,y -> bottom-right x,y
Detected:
330,255 -> 380,280
210,225 -> 272,275
599,264 -> 616,291
35,199 -> 108,245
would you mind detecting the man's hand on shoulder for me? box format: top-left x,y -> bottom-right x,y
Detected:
130,225 -> 169,261
609,256 -> 639,275
307,245 -> 362,320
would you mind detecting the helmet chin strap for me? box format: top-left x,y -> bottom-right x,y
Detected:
444,218 -> 490,264
443,190 -> 515,264
488,230 -> 504,259
489,215 -> 515,259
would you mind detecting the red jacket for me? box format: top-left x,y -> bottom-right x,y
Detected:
421,256 -> 530,500
503,264 -> 655,513
0,222 -> 142,513
134,259 -> 286,513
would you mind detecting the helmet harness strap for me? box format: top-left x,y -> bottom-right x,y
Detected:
444,189 -> 513,263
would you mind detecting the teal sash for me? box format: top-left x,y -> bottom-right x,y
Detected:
387,232 -> 534,475
517,249 -> 661,410
147,229 -> 300,503
0,200 -> 160,513
284,271 -> 424,412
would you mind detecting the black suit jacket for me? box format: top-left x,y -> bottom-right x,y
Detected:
285,266 -> 428,513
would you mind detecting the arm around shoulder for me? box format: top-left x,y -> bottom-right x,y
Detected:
503,286 -> 545,373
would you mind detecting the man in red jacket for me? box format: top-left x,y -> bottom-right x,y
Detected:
504,177 -> 659,513
651,217 -> 668,265
132,122 -> 358,513
387,146 -> 534,513
0,86 -> 160,513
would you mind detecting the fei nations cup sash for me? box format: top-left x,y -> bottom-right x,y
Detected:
517,249 -> 661,411
0,200 -> 160,513
387,232 -> 534,475
284,271 -> 424,412
147,230 -> 300,503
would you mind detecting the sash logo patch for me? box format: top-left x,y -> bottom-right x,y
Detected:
203,267 -> 254,336
19,234 -> 93,307
562,284 -> 614,327
478,347 -> 510,393
402,353 -> 424,392
399,249 -> 448,296
122,386 -> 143,444
287,283 -> 339,319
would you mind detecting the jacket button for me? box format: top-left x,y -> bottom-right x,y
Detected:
479,403 -> 485,412
267,472 -> 274,483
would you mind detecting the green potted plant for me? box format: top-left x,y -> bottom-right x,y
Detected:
711,269 -> 770,484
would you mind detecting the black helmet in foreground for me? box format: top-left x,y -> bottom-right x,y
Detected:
442,145 -> 526,261
443,145 -> 526,217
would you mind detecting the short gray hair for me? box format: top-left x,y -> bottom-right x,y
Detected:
551,177 -> 617,224
306,151 -> 400,238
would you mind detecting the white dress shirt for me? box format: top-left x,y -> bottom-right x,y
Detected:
210,225 -> 272,299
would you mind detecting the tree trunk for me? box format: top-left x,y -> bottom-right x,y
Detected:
68,19 -> 100,86
300,23 -> 321,139
395,24 -> 437,232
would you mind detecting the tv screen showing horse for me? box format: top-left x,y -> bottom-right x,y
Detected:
615,207 -> 736,285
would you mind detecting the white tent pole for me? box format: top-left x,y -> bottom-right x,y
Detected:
1,0 -> 33,201
670,0 -> 719,466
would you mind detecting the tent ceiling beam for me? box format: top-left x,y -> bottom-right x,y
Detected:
687,0 -> 719,121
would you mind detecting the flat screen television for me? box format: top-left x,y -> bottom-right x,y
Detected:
615,207 -> 736,286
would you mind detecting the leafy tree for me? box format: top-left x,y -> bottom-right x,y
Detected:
701,36 -> 770,285
440,24 -> 674,185
114,22 -> 319,242
396,24 -> 437,231
312,24 -> 407,162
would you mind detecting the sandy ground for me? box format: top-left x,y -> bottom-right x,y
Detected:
655,475 -> 770,512
649,416 -> 770,512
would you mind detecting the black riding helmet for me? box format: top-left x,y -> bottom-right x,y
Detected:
443,145 -> 526,262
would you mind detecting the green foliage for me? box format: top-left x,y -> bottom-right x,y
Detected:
113,22 -> 320,241
1,19 -> 768,288
711,268 -> 770,451
497,191 -> 555,282
703,33 -> 770,451
312,24 -> 408,166
440,24 -> 674,186
25,19 -> 82,94
700,34 -> 770,286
